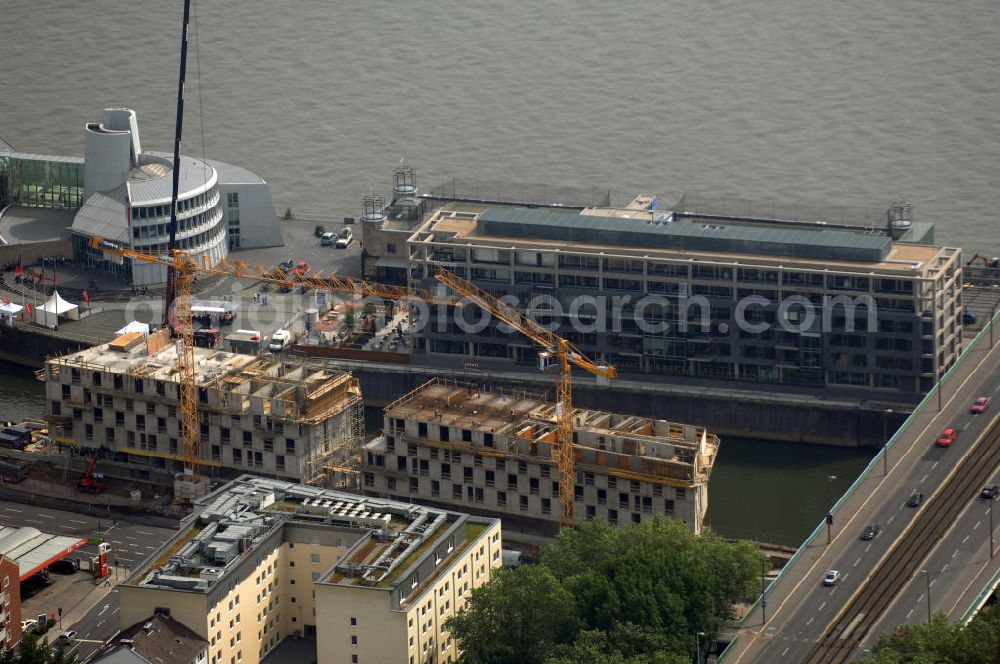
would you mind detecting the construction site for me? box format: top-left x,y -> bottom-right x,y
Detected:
41,328 -> 365,495
361,378 -> 719,545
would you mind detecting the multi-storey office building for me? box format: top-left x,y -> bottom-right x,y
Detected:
43,331 -> 362,488
119,476 -> 502,664
361,379 -> 719,543
405,197 -> 963,400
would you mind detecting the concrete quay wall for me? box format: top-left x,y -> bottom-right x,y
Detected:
0,321 -> 909,447
335,360 -> 908,448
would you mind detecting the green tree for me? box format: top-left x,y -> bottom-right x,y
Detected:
858,605 -> 1000,664
545,623 -> 687,664
542,518 -> 761,642
445,565 -> 580,664
15,633 -> 50,664
0,632 -> 77,664
448,517 -> 764,663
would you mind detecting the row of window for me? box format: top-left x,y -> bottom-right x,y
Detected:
421,249 -> 926,293
130,189 -> 217,220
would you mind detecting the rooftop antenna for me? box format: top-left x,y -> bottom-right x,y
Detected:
163,0 -> 192,328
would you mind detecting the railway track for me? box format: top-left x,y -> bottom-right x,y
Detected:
803,414 -> 1000,664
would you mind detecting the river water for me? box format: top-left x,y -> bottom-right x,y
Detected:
5,0 -> 991,543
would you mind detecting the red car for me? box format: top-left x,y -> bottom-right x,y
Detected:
936,428 -> 957,447
971,397 -> 991,414
294,260 -> 309,276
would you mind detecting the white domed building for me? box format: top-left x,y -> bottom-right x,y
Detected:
70,108 -> 281,286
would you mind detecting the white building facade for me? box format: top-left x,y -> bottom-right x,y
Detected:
71,108 -> 281,285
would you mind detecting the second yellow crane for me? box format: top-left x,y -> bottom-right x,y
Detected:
434,268 -> 617,529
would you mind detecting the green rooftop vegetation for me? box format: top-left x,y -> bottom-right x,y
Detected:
139,525 -> 204,584
377,522 -> 488,589
264,500 -> 300,513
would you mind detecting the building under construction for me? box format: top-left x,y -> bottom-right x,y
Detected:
42,330 -> 364,490
361,378 -> 719,543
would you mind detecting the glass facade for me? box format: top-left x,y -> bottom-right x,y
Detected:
0,154 -> 84,209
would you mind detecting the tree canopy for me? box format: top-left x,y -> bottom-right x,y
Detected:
0,632 -> 76,664
445,517 -> 764,664
857,604 -> 1000,664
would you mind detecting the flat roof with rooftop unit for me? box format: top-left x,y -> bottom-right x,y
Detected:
118,475 -> 501,664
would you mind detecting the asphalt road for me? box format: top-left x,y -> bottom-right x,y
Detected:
861,438 -> 1000,652
0,498 -> 176,659
729,334 -> 1000,663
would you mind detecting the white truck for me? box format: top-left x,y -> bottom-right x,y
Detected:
268,329 -> 291,352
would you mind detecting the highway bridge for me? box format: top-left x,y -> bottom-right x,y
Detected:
721,310 -> 1000,663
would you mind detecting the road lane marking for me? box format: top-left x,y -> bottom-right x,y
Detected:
952,550 -> 958,558
962,422 -> 970,430
819,602 -> 826,611
98,604 -> 108,616
25,519 -> 41,524
96,619 -> 105,629
853,558 -> 861,567
962,535 -> 970,544
920,474 -> 928,483
865,543 -> 872,552
974,521 -> 981,530
932,461 -> 939,469
125,536 -> 136,541
37,513 -> 54,519
907,608 -> 914,618
70,519 -> 86,524
136,531 -> 155,536
4,508 -> 22,513
806,617 -> 814,626
781,647 -> 790,657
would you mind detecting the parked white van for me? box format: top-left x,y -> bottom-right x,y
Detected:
269,329 -> 291,352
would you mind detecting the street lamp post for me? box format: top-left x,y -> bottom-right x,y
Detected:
989,499 -> 995,560
826,475 -> 837,544
761,554 -> 769,625
991,303 -> 998,348
695,631 -> 706,664
922,570 -> 932,624
883,409 -> 893,476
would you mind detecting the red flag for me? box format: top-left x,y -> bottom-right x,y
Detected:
53,272 -> 57,287
14,254 -> 21,276
25,303 -> 32,316
83,291 -> 90,305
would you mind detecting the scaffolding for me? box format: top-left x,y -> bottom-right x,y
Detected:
306,383 -> 366,491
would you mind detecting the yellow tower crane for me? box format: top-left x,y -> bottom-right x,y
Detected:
89,237 -> 455,486
434,268 -> 617,529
